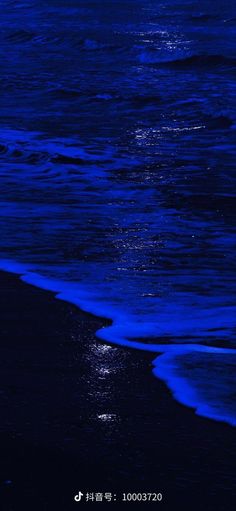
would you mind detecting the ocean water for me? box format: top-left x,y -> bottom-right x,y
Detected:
0,0 -> 236,425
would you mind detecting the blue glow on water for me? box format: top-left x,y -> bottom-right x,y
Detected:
0,0 -> 236,426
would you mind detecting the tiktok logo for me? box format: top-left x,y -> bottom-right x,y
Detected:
74,491 -> 84,502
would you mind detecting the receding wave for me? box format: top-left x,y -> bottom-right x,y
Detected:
165,54 -> 236,68
0,258 -> 236,427
140,53 -> 236,68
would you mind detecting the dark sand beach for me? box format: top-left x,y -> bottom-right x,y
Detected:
0,270 -> 235,510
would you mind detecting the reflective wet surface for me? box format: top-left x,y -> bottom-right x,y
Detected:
0,0 -> 236,424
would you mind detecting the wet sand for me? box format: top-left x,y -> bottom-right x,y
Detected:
0,270 -> 235,510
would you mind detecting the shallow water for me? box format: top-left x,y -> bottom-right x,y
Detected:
0,0 -> 236,425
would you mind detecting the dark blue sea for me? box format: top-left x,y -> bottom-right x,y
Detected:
0,0 -> 236,425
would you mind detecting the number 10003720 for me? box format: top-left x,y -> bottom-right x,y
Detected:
122,493 -> 163,502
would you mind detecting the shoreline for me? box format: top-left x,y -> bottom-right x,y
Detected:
0,270 -> 236,510
1,261 -> 235,428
